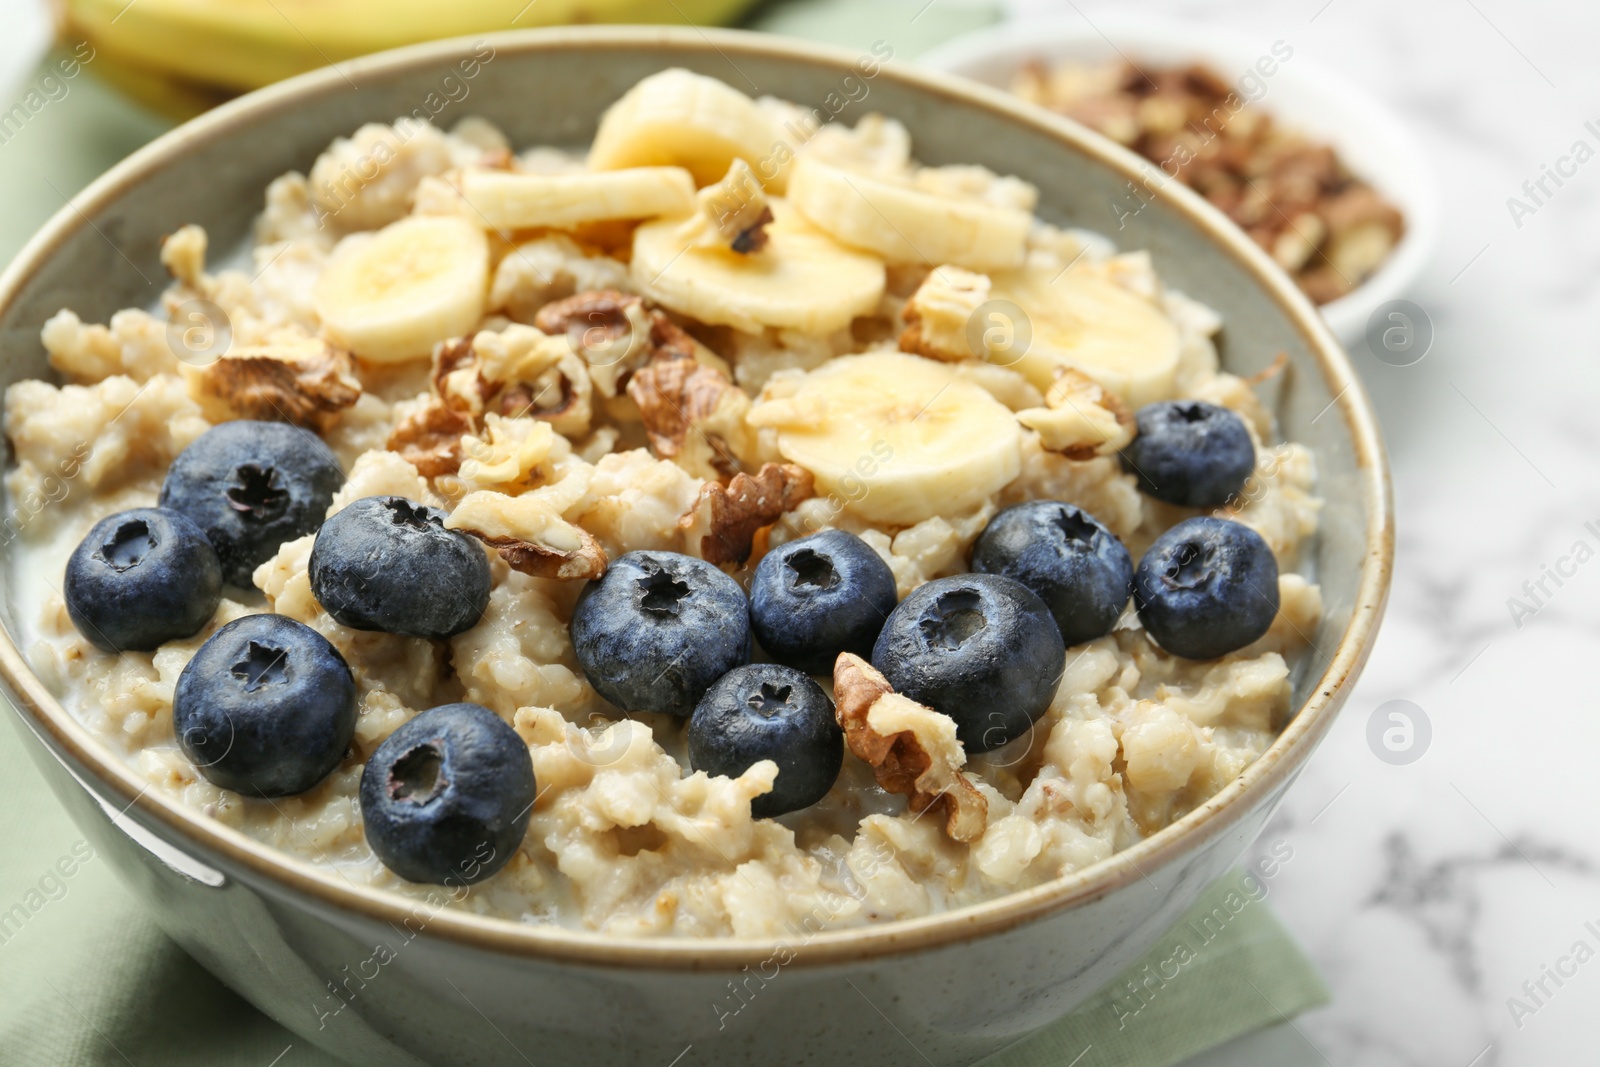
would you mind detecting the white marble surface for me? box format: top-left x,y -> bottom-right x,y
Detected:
0,0 -> 1591,1062
995,0 -> 1600,1063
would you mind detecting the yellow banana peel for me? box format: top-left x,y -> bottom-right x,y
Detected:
59,0 -> 760,95
80,48 -> 235,122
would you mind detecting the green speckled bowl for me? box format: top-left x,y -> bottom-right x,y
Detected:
0,27 -> 1391,1067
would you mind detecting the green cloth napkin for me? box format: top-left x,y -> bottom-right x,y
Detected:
0,24 -> 1328,1065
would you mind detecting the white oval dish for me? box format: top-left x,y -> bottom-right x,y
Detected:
919,14 -> 1441,343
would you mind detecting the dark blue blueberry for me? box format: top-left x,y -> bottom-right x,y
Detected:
971,501 -> 1133,647
1120,400 -> 1255,507
308,496 -> 490,639
871,573 -> 1065,753
173,613 -> 356,797
570,550 -> 750,717
359,702 -> 535,886
1133,516 -> 1280,659
688,664 -> 842,818
64,507 -> 222,652
160,420 -> 344,588
750,530 -> 898,676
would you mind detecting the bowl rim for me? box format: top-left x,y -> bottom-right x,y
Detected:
0,24 -> 1393,971
916,12 -> 1442,342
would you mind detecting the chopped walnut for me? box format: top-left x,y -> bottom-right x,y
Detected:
898,266 -> 991,362
678,462 -> 814,566
432,336 -> 494,413
471,327 -> 594,438
686,158 -> 774,254
457,414 -> 558,492
386,399 -> 474,478
1012,57 -> 1405,304
444,489 -> 608,580
626,350 -> 757,481
832,654 -> 988,843
533,289 -> 697,397
627,356 -> 742,460
181,338 -> 360,433
535,290 -> 700,360
429,327 -> 594,440
1015,367 -> 1135,459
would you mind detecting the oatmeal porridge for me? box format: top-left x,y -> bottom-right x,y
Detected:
4,68 -> 1322,938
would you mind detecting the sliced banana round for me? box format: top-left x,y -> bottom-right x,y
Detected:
632,200 -> 885,335
988,263 -> 1182,407
457,167 -> 696,230
589,68 -> 784,189
748,350 -> 1021,526
314,215 -> 488,363
786,119 -> 1036,272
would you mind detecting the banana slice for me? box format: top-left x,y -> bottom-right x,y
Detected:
786,118 -> 1036,271
632,199 -> 884,335
314,215 -> 489,363
589,69 -> 784,189
989,263 -> 1182,407
457,167 -> 696,230
748,350 -> 1021,526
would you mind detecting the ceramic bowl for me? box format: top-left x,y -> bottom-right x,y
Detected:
0,27 -> 1392,1067
920,14 -> 1441,344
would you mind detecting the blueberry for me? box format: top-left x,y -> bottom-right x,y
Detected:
750,530 -> 898,675
64,507 -> 222,652
1120,400 -> 1255,507
173,614 -> 356,797
872,573 -> 1064,753
160,420 -> 344,588
360,702 -> 535,886
688,664 -> 842,818
308,496 -> 490,639
570,550 -> 750,716
971,502 -> 1133,648
1133,516 -> 1280,659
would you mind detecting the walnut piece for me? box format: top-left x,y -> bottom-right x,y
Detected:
1011,57 -> 1405,304
444,489 -> 608,580
182,338 -> 360,433
387,399 -> 474,478
428,327 -> 594,440
627,356 -> 742,459
689,158 -> 773,254
898,266 -> 991,362
678,462 -> 814,566
832,654 -> 988,843
1015,367 -> 1135,459
432,336 -> 493,412
534,289 -> 699,397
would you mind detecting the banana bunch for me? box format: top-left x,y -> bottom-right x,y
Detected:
60,0 -> 760,119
